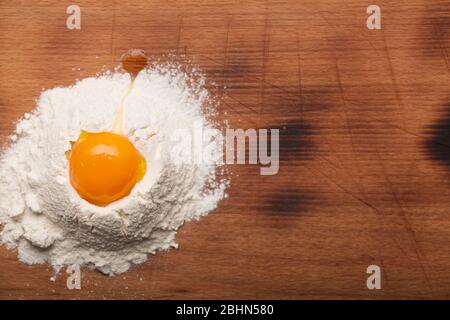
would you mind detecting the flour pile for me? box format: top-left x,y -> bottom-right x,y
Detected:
0,63 -> 228,275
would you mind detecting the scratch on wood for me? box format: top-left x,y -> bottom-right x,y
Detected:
201,54 -> 298,104
110,0 -> 117,62
296,31 -> 303,116
221,17 -> 232,96
175,15 -> 183,55
307,162 -> 379,213
433,24 -> 450,74
223,95 -> 260,127
334,57 -> 368,202
260,7 -> 270,114
307,160 -> 410,258
381,29 -> 405,114
334,51 -> 433,287
316,10 -> 379,53
373,139 -> 434,295
344,101 -> 450,152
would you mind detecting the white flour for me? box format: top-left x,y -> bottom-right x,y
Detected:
0,63 -> 228,275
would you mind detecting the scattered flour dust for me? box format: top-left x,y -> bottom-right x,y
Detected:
0,62 -> 228,275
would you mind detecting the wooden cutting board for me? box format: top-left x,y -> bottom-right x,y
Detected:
1,0 -> 450,299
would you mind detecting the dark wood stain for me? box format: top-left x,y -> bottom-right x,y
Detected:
424,101 -> 450,165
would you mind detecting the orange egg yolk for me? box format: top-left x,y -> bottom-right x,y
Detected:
68,131 -> 146,206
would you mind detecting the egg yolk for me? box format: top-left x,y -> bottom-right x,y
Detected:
68,131 -> 146,206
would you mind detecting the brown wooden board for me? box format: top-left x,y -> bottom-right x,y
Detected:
1,0 -> 450,299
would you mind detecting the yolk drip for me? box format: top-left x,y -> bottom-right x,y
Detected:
68,131 -> 146,206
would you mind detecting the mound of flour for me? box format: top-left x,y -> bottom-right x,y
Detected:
0,64 -> 228,275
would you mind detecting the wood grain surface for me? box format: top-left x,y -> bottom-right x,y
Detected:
1,0 -> 450,299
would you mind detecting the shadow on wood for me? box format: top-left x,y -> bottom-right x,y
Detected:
425,101 -> 450,165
